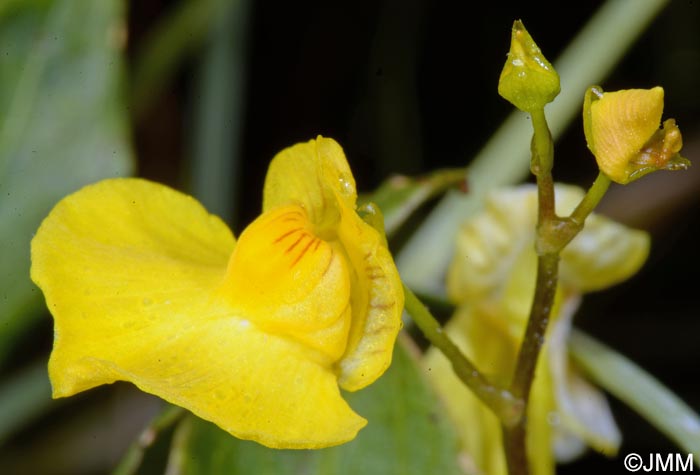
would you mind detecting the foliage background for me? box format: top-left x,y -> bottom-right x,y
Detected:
1,0 -> 698,473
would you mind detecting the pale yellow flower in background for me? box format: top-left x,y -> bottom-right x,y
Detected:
425,184 -> 649,475
31,136 -> 404,449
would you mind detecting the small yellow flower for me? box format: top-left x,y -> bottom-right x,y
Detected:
583,86 -> 689,184
30,136 -> 404,449
426,185 -> 649,475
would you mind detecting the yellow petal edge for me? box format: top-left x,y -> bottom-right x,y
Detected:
31,137 -> 403,450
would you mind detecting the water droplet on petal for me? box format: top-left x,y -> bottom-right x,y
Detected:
338,174 -> 353,195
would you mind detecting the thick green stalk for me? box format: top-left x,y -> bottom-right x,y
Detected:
511,253 -> 559,402
403,285 -> 523,426
502,107 -> 559,475
502,252 -> 560,475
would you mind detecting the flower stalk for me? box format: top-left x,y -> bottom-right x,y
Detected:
570,171 -> 611,226
530,108 -> 555,223
502,106 -> 561,475
499,87 -> 618,475
403,285 -> 523,426
501,95 -> 620,475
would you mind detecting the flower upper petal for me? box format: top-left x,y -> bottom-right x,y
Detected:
263,136 -> 356,232
31,178 -> 365,449
260,137 -> 404,392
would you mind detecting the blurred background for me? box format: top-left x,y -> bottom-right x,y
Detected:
0,0 -> 698,473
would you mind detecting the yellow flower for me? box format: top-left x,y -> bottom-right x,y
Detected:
425,184 -> 649,475
583,86 -> 689,184
30,136 -> 404,449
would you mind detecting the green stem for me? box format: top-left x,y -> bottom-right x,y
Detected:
403,284 -> 523,426
366,167 -> 467,239
511,253 -> 559,401
502,171 -> 612,475
112,405 -> 186,475
570,171 -> 611,225
530,109 -> 555,223
503,107 -> 559,475
502,253 -> 559,475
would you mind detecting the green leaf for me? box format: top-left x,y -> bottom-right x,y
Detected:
189,0 -> 251,223
0,0 -> 133,365
165,336 -> 463,475
0,360 -> 54,445
363,168 -> 466,238
569,330 -> 700,466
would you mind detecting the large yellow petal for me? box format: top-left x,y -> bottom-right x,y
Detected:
31,178 -> 364,448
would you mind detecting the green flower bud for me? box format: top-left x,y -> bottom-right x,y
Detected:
498,20 -> 560,112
